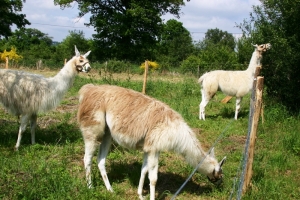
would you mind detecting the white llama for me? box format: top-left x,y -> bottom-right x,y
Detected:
0,46 -> 91,150
77,84 -> 226,200
198,43 -> 271,120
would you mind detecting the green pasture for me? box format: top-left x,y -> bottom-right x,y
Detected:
0,70 -> 299,200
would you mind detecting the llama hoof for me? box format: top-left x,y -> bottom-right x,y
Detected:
14,146 -> 19,151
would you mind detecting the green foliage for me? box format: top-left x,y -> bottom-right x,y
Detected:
0,29 -> 94,69
188,29 -> 241,75
199,43 -> 239,73
0,0 -> 30,38
236,36 -> 254,67
54,30 -> 91,63
1,28 -> 53,52
157,19 -> 194,68
55,0 -> 187,62
180,55 -> 201,75
204,28 -> 236,51
100,59 -> 135,74
237,0 -> 300,112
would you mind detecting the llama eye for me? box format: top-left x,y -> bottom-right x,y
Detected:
80,60 -> 84,63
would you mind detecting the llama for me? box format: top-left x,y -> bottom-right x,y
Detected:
198,43 -> 271,120
0,46 -> 91,150
77,84 -> 226,200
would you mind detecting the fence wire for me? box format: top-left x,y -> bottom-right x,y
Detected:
171,119 -> 234,200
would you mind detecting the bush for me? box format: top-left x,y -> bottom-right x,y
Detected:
180,55 -> 201,75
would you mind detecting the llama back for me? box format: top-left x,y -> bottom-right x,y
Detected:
78,84 -> 202,153
0,69 -> 60,115
0,69 -> 48,115
198,71 -> 222,85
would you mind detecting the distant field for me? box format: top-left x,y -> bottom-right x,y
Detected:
0,68 -> 299,200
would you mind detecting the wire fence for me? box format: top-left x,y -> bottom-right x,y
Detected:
171,70 -> 263,200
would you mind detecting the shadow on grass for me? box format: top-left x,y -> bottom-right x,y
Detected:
204,109 -> 249,120
95,161 -> 216,199
0,119 -> 81,149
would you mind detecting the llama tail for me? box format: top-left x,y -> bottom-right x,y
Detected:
198,73 -> 208,85
78,84 -> 95,103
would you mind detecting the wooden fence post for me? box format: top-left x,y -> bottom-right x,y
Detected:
142,60 -> 148,94
5,56 -> 8,69
242,75 -> 264,194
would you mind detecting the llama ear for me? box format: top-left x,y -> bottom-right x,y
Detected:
83,51 -> 91,58
209,147 -> 215,157
219,156 -> 226,167
252,43 -> 258,48
75,45 -> 80,57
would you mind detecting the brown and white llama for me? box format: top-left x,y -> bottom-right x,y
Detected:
0,46 -> 91,150
77,84 -> 226,200
198,43 -> 271,120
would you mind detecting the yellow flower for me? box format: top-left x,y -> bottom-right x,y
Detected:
0,47 -> 23,62
140,60 -> 159,70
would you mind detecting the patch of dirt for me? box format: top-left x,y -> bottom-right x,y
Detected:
223,135 -> 247,153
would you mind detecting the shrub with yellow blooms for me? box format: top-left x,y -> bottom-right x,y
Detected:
140,60 -> 159,71
0,47 -> 23,62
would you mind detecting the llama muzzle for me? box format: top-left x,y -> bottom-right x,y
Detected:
76,62 -> 91,73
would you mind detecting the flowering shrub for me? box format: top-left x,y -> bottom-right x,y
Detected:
140,61 -> 159,71
0,47 -> 23,62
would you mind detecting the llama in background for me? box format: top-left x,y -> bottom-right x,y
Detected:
0,46 -> 91,150
198,43 -> 271,120
77,84 -> 226,200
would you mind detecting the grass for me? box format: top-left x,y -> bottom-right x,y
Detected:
0,69 -> 299,199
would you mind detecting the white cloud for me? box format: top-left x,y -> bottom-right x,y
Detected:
163,0 -> 261,41
17,0 -> 261,42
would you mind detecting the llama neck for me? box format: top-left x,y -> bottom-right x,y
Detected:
43,57 -> 78,109
246,51 -> 262,76
174,126 -> 215,176
51,57 -> 78,91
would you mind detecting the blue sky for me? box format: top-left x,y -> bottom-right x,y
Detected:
19,0 -> 261,42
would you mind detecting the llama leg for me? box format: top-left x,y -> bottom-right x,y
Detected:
15,114 -> 30,150
199,89 -> 210,120
147,152 -> 159,200
235,97 -> 242,120
97,132 -> 113,192
138,153 -> 149,200
83,132 -> 98,188
30,114 -> 37,145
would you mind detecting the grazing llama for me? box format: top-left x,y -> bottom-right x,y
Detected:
0,46 -> 91,150
198,43 -> 271,120
77,84 -> 226,200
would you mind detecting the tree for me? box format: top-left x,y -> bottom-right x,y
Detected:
2,28 -> 53,51
0,0 -> 30,39
204,28 -> 235,51
236,36 -> 253,67
158,19 -> 194,68
0,28 -> 56,67
54,0 -> 188,62
54,30 -> 91,63
237,0 -> 300,112
193,29 -> 238,73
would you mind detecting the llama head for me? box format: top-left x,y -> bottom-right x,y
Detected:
205,148 -> 226,185
74,45 -> 92,73
252,43 -> 272,53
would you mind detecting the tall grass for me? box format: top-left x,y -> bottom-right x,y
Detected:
0,70 -> 299,199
